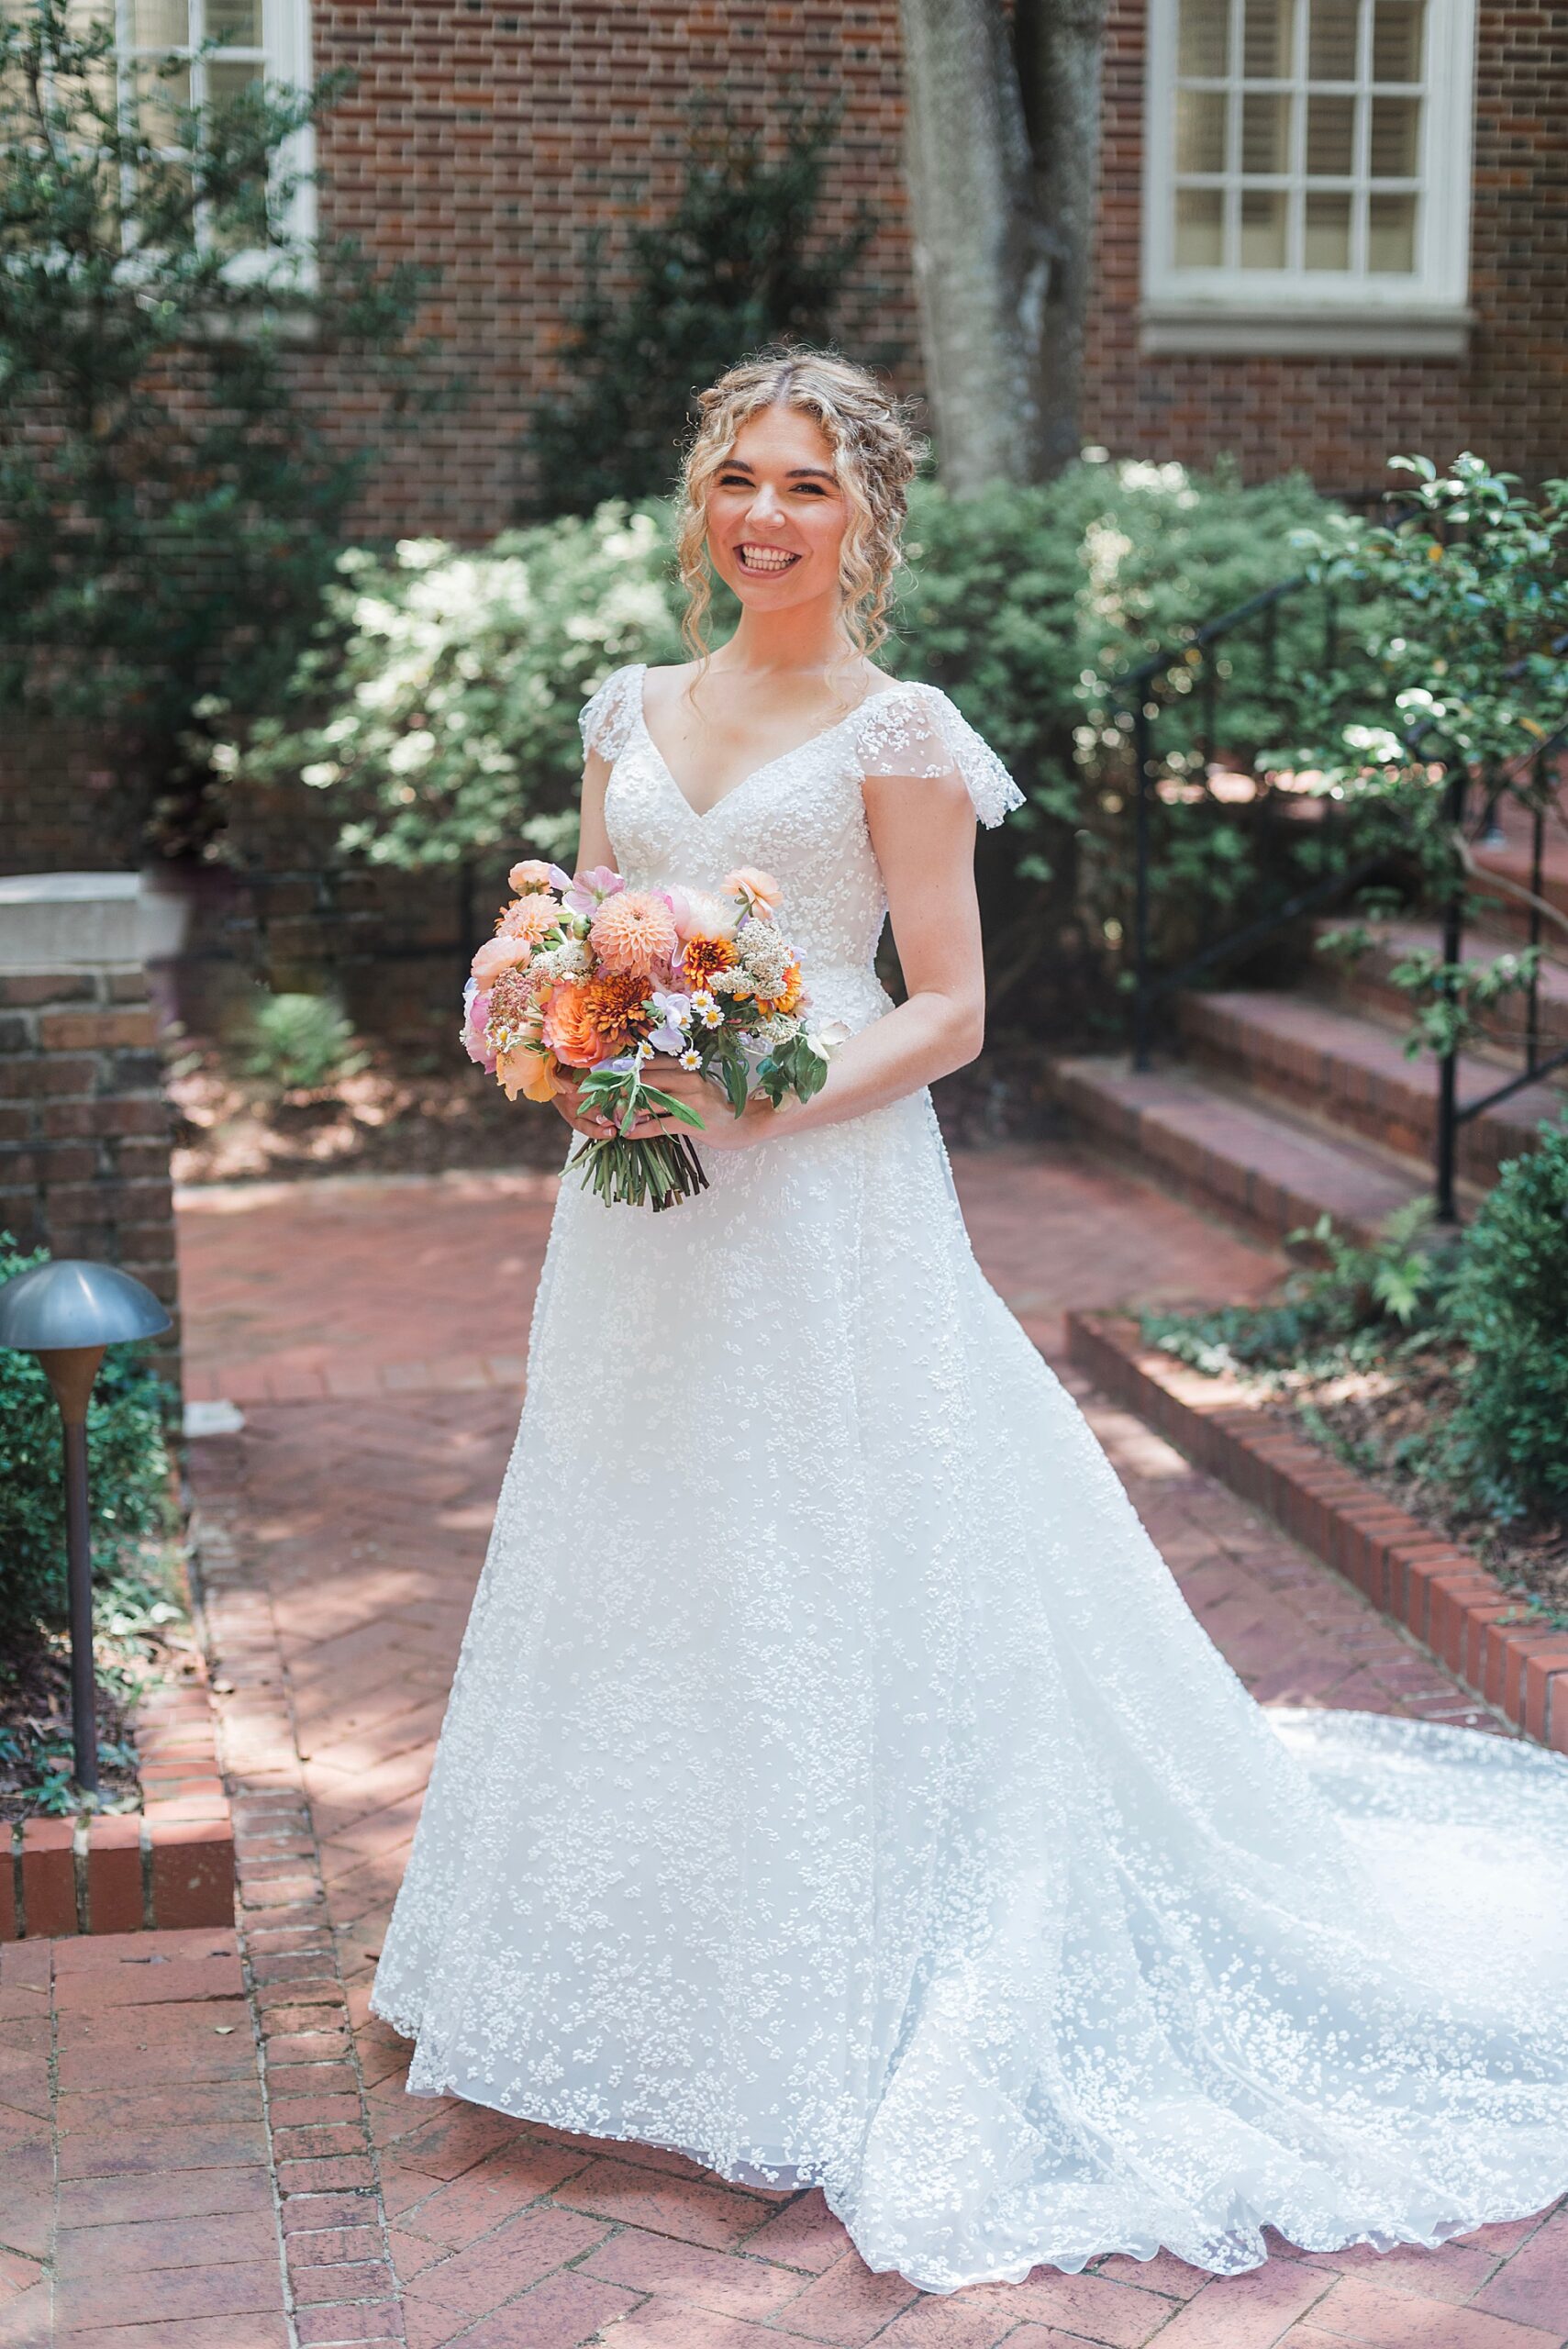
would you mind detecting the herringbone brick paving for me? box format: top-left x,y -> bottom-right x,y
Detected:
3,1142 -> 1564,2346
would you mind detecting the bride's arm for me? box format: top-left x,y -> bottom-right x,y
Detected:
645,763 -> 986,1149
574,751 -> 615,874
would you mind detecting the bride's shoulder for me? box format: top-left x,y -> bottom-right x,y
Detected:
577,661 -> 650,763
852,677 -> 1024,831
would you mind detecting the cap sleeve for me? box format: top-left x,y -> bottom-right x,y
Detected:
855,683 -> 1024,829
578,663 -> 644,765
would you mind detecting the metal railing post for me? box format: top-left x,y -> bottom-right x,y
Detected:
1132,702 -> 1154,1071
1434,762 -> 1469,1224
1527,756 -> 1545,1076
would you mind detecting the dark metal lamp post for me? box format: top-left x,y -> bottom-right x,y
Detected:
0,1261 -> 172,1794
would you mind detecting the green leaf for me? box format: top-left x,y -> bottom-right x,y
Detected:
639,1082 -> 706,1131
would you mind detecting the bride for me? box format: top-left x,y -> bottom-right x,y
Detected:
372,350 -> 1568,2297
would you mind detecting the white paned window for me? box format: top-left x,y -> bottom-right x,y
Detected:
1141,0 -> 1476,353
117,0 -> 314,265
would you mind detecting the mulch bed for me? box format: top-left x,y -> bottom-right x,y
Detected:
0,1552 -> 203,1823
168,1050 -> 566,1185
1218,1348 -> 1568,1628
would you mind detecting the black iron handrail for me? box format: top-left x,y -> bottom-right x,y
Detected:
1126,572 -> 1354,1070
1122,582 -> 1568,1226
1430,722 -> 1568,1220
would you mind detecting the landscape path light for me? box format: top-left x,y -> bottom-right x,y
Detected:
0,1259 -> 172,1794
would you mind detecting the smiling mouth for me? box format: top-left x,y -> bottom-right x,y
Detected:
736,544 -> 802,576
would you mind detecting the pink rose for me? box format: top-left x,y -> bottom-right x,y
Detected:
667,885 -> 737,941
471,934 -> 533,987
508,859 -> 570,895
462,988 -> 497,1074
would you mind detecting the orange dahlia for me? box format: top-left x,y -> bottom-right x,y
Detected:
678,934 -> 739,993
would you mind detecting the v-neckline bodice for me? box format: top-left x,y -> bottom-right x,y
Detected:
630,662 -> 915,825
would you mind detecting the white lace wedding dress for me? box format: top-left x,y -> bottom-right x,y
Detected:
373,664 -> 1568,2295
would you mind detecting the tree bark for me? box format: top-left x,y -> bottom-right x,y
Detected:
1016,0 -> 1112,478
898,0 -> 1109,491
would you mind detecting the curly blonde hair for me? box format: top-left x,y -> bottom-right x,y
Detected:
675,350 -> 924,666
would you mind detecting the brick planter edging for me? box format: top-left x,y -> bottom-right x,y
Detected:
1066,1309 -> 1568,1755
2,1666 -> 235,1940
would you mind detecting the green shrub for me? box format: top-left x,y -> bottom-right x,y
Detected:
234,458 -> 1347,1026
232,505 -> 688,873
0,0 -> 440,857
239,994 -> 369,1093
0,1239 -> 176,1649
1443,1119 -> 1568,1518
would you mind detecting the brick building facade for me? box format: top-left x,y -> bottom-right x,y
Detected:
297,0 -> 1565,540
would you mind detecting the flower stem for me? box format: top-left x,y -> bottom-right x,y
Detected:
568,1133 -> 710,1210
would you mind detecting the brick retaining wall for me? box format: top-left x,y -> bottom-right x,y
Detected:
0,879 -> 181,1387
0,965 -> 178,1370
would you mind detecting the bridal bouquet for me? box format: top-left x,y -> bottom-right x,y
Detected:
462,860 -> 844,1209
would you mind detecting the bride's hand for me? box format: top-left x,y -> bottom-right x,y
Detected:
550,1071 -> 616,1139
628,1057 -> 775,1152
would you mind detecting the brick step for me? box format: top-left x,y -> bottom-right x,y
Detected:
1050,1054 -> 1467,1246
1308,916 -> 1568,1074
1470,804 -> 1568,944
1176,988 -> 1564,1187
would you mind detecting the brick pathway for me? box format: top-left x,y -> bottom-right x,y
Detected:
5,1142 -> 1566,2347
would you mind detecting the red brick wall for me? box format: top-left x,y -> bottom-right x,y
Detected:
0,965 -> 181,1386
311,0 -> 917,539
1087,0 -> 1568,494
311,1 -> 1567,538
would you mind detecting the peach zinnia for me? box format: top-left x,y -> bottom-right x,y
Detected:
589,889 -> 677,978
495,895 -> 559,947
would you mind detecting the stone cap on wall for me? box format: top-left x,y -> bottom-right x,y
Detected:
0,872 -> 144,971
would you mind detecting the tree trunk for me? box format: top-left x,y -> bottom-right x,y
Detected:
1016,0 -> 1112,478
898,0 -> 1109,492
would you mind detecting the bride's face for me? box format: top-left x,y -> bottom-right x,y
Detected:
705,405 -> 848,613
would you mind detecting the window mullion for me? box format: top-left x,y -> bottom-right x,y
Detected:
1350,0 -> 1371,276
1224,0 -> 1243,269
1413,0 -> 1436,280
1285,2 -> 1305,273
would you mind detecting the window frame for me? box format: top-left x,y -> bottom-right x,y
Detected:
115,0 -> 316,282
1140,0 -> 1477,355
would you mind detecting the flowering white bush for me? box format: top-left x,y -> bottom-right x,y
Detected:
229,505 -> 686,869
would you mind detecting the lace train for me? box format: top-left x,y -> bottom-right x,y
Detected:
372,668 -> 1568,2292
